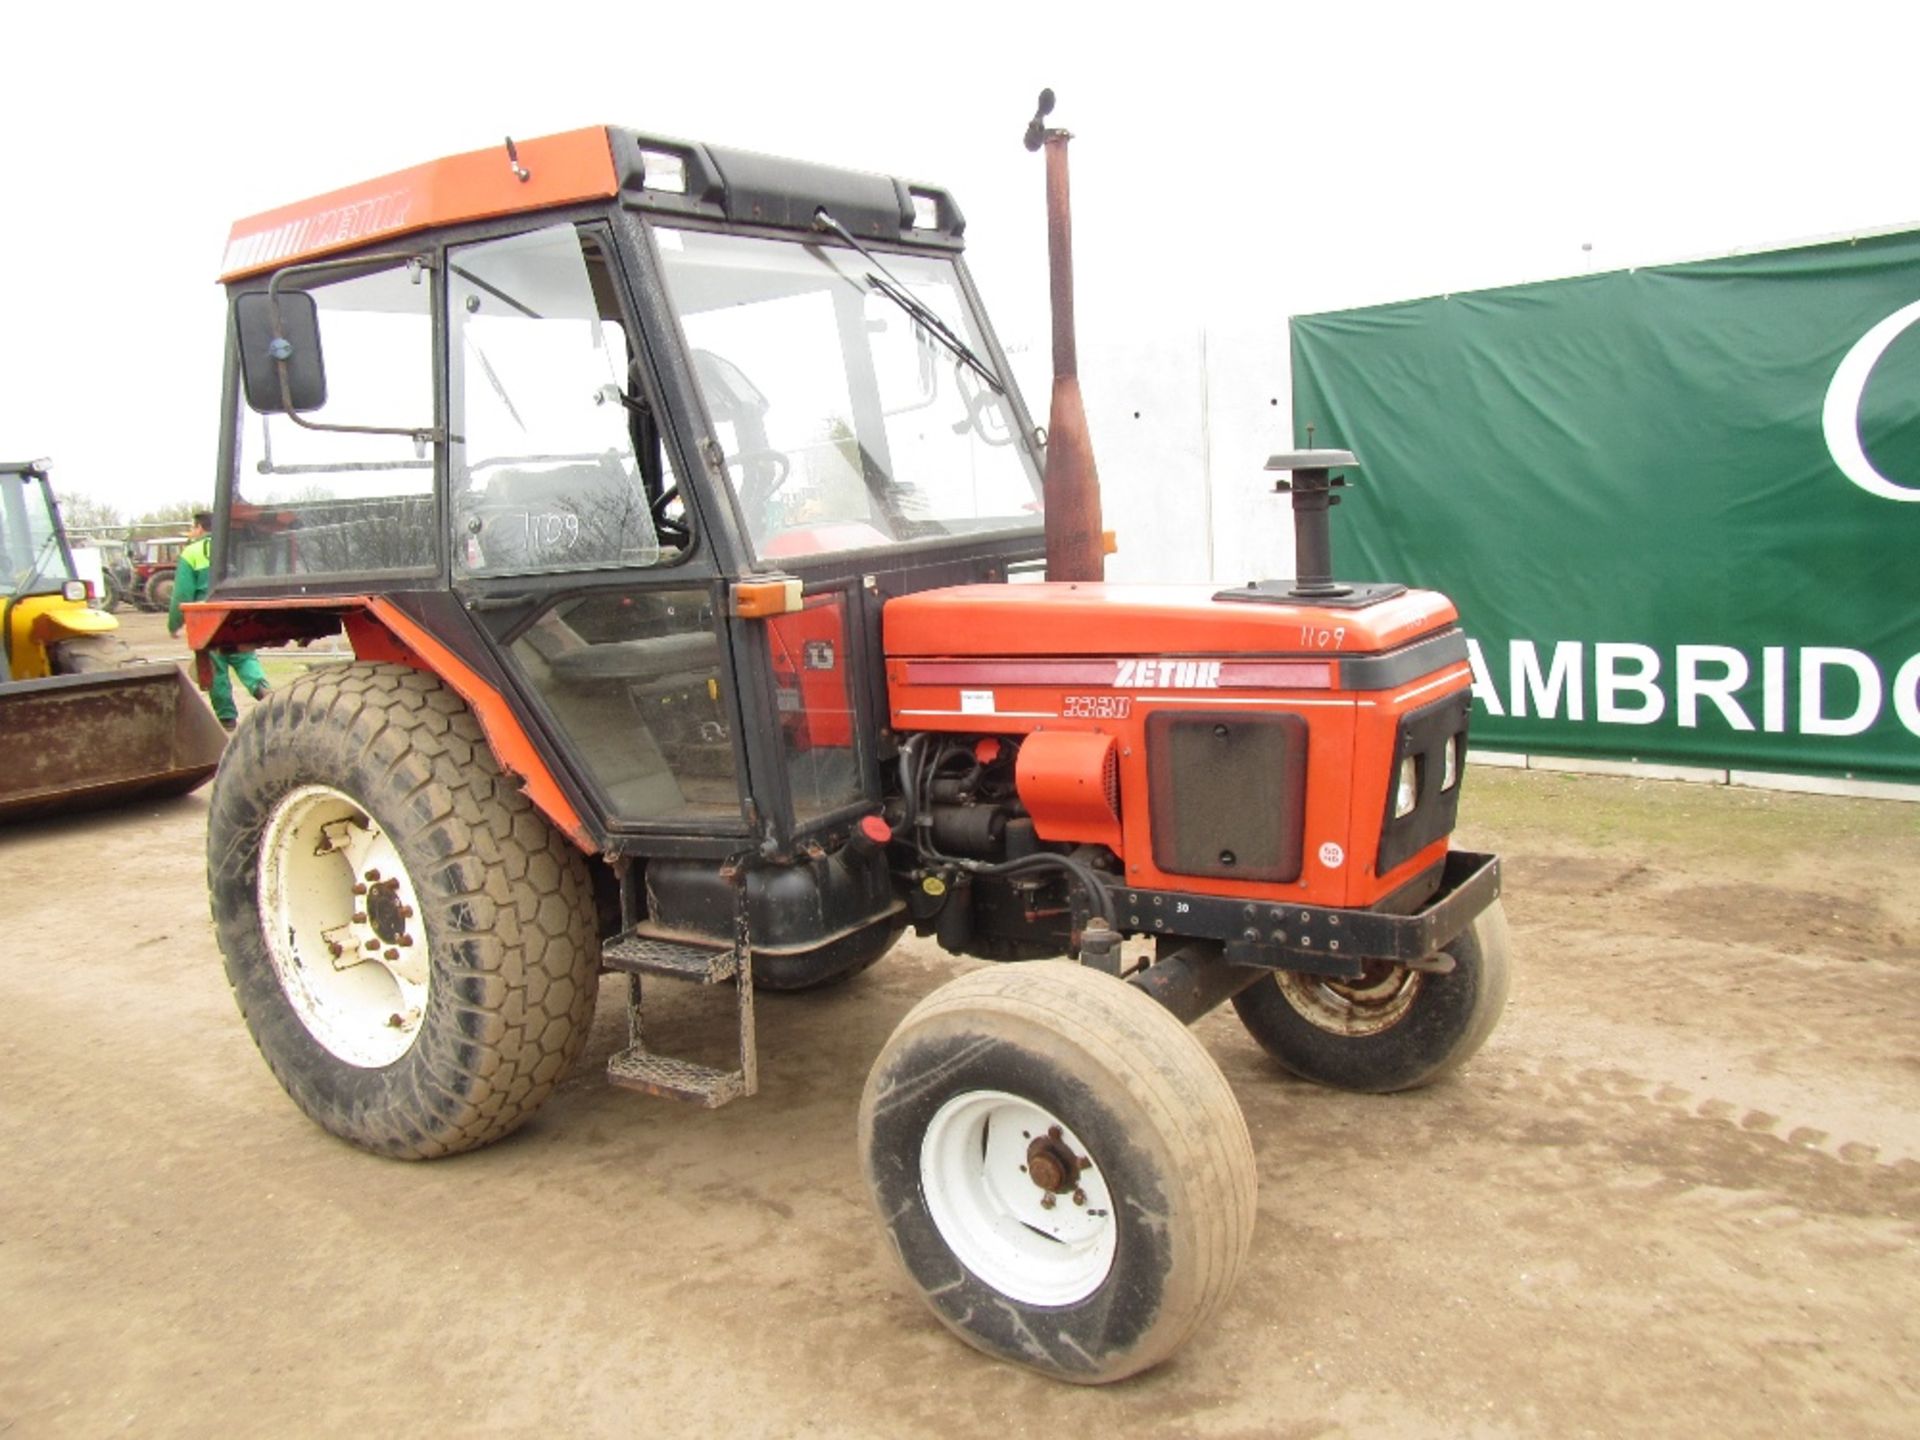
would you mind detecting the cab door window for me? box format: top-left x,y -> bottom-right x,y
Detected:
448,225 -> 685,575
509,589 -> 740,824
230,260 -> 435,578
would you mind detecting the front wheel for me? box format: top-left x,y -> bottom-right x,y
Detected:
1232,899 -> 1512,1093
859,961 -> 1256,1384
208,662 -> 601,1158
51,635 -> 136,673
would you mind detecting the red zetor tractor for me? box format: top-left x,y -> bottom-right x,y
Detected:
191,126 -> 1507,1384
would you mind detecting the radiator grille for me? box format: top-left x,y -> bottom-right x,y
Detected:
1146,712 -> 1307,883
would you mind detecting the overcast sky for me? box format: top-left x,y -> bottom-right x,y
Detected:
7,0 -> 1915,519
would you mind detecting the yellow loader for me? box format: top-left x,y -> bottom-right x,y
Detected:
1,460 -> 225,821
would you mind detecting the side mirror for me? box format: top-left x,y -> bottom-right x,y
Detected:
235,291 -> 327,413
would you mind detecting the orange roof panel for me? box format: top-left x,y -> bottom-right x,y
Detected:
220,127 -> 619,281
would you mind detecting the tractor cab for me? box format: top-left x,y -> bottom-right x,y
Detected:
208,128 -> 1045,859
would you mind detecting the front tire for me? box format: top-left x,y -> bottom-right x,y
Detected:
1232,899 -> 1512,1093
208,662 -> 600,1158
51,634 -> 136,673
860,961 -> 1256,1384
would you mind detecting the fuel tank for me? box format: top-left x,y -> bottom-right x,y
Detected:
883,583 -> 1474,910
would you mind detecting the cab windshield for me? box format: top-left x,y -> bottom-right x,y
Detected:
0,471 -> 76,597
655,228 -> 1042,561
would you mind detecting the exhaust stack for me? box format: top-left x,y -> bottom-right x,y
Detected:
1025,89 -> 1105,583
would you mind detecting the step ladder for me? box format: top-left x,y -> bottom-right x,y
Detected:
602,875 -> 756,1108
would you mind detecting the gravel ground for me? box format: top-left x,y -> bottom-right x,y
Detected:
2,611 -> 1914,1436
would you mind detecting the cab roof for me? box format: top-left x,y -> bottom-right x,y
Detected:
220,126 -> 965,283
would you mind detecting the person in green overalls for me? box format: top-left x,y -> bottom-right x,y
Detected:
168,510 -> 268,730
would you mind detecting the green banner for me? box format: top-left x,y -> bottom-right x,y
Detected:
1290,231 -> 1920,783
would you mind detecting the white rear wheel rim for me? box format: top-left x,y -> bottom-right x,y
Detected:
258,784 -> 430,1069
919,1089 -> 1117,1307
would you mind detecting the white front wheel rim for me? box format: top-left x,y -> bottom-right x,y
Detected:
258,784 -> 430,1068
919,1090 -> 1117,1307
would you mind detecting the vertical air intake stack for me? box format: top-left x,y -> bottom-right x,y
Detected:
1217,450 -> 1406,608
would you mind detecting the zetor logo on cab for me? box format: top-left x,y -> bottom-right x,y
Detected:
1114,659 -> 1224,689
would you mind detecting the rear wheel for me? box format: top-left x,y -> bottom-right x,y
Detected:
145,573 -> 174,612
860,961 -> 1256,1383
207,662 -> 600,1158
1231,900 -> 1511,1093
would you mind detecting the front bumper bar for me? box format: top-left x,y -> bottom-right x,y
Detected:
1113,849 -> 1502,980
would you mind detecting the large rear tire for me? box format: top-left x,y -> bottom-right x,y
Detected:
145,572 -> 175,612
860,961 -> 1256,1383
207,662 -> 600,1158
1231,900 -> 1512,1093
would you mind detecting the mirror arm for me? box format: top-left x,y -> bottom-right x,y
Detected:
264,251 -> 445,446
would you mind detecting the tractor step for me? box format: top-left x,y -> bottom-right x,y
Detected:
601,885 -> 757,1109
606,1048 -> 750,1108
602,933 -> 738,984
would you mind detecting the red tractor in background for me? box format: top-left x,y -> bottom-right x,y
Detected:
129,532 -> 190,611
190,121 -> 1507,1384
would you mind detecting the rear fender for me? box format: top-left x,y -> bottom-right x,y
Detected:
185,596 -> 594,851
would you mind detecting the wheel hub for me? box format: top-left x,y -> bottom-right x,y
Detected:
1024,1129 -> 1085,1194
364,877 -> 412,945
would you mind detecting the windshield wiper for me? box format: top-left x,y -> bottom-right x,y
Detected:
812,207 -> 1004,395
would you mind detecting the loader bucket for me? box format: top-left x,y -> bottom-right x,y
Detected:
0,663 -> 227,823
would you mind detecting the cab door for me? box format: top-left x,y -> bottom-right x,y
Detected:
444,219 -> 750,838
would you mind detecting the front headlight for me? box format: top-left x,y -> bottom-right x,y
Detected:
1441,734 -> 1460,792
1394,755 -> 1420,818
62,580 -> 88,603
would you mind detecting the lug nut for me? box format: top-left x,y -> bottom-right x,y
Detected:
384,948 -> 398,961
352,883 -> 367,896
398,936 -> 413,947
365,939 -> 380,952
365,869 -> 381,882
351,912 -> 366,924
1040,1194 -> 1056,1210
1072,1189 -> 1087,1206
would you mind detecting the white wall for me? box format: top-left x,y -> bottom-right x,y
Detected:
1009,314 -> 1302,587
